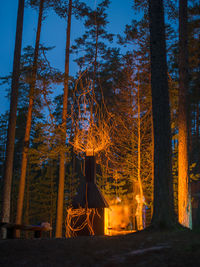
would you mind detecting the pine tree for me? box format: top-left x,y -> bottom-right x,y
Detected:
71,0 -> 113,104
0,114 -> 8,181
16,0 -> 45,231
55,0 -> 73,238
1,0 -> 25,230
187,1 -> 200,229
178,0 -> 190,228
117,16 -> 154,228
148,0 -> 176,228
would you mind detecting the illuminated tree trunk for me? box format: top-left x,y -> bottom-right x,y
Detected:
148,0 -> 176,228
50,162 -> 53,238
136,75 -> 144,230
15,0 -> 44,232
1,0 -> 25,230
150,90 -> 154,220
178,0 -> 191,228
56,0 -> 72,238
24,165 -> 30,238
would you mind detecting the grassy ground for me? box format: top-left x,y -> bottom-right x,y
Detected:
0,230 -> 200,266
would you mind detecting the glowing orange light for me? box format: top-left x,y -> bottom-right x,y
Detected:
104,204 -> 135,236
73,121 -> 110,156
70,79 -> 112,156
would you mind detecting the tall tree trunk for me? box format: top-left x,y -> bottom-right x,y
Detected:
178,0 -> 191,228
91,20 -> 99,126
151,95 -> 154,220
136,74 -> 144,230
56,0 -> 72,238
148,0 -> 176,228
15,0 -> 44,231
196,103 -> 199,141
25,164 -> 30,238
1,0 -> 25,230
50,160 -> 54,238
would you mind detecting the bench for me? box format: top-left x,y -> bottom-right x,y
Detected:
0,222 -> 52,239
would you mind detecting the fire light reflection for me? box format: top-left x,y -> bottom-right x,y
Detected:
104,203 -> 135,236
69,79 -> 139,236
73,121 -> 110,156
70,78 -> 112,157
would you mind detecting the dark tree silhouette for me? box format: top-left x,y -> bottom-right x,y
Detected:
2,0 -> 25,230
15,0 -> 45,231
148,0 -> 176,228
56,0 -> 73,238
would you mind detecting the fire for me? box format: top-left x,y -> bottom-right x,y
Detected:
104,203 -> 134,236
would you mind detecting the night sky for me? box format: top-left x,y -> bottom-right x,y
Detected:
0,0 -> 134,115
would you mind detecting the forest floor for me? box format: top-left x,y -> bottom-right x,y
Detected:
0,229 -> 200,266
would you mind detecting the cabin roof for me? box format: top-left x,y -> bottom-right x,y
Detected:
72,182 -> 109,209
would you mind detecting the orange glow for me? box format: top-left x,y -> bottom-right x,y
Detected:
70,78 -> 112,156
65,207 -> 97,238
73,121 -> 110,156
135,194 -> 145,230
178,162 -> 191,228
104,204 -> 134,236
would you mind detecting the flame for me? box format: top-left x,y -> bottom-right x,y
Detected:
104,204 -> 135,236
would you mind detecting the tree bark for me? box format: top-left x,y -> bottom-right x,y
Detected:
148,0 -> 176,228
196,103 -> 199,141
178,0 -> 191,228
15,0 -> 44,230
56,0 -> 72,238
151,92 -> 154,220
137,74 -> 144,230
1,0 -> 25,230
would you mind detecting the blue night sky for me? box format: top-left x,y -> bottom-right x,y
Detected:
0,0 -> 134,115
